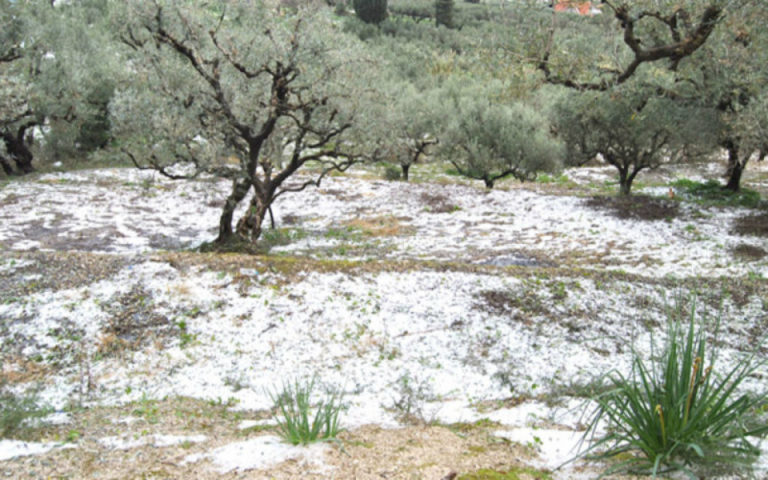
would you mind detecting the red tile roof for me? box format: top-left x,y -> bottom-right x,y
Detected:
553,1 -> 598,15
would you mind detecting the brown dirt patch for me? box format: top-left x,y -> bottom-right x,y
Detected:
98,286 -> 175,358
585,195 -> 679,221
0,398 -> 540,480
0,251 -> 127,302
731,243 -> 767,261
1,355 -> 52,385
474,289 -> 547,320
421,192 -> 460,213
343,216 -> 415,237
732,212 -> 768,237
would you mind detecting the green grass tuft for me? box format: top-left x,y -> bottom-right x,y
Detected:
270,377 -> 344,445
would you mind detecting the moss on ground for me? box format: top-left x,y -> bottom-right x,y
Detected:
458,467 -> 552,480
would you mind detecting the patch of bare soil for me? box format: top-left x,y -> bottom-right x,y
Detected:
0,251 -> 127,301
343,216 -> 415,237
421,192 -> 460,214
98,286 -> 176,358
474,290 -> 548,321
0,399 -> 540,480
732,212 -> 768,237
731,243 -> 767,261
585,195 -> 679,221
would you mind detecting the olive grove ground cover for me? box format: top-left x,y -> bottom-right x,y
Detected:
0,162 -> 767,479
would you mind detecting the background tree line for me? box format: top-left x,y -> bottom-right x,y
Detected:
2,0 -> 767,246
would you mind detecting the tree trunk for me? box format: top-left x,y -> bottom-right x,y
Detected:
217,180 -> 251,243
724,163 -> 743,192
0,155 -> 14,176
1,130 -> 35,174
724,141 -> 744,192
483,177 -> 494,189
236,192 -> 270,242
618,171 -> 632,196
401,164 -> 410,181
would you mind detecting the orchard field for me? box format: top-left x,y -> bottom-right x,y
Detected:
2,1 -> 768,479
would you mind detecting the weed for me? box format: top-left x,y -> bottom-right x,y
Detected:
578,300 -> 768,478
387,373 -> 438,425
671,179 -> 761,209
132,393 -> 160,424
269,377 -> 344,445
536,173 -> 574,187
176,320 -> 197,348
0,383 -> 50,438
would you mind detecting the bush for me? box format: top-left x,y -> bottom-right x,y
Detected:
334,0 -> 347,16
434,0 -> 453,28
353,0 -> 388,24
580,301 -> 768,478
270,378 -> 344,445
384,164 -> 402,181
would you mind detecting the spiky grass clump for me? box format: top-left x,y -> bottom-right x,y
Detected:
270,378 -> 344,445
582,302 -> 768,478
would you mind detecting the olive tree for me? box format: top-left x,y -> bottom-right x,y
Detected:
112,1 -> 381,246
438,82 -> 563,189
537,1 -> 768,192
553,84 -> 719,195
0,0 -> 35,175
539,0 -> 725,91
0,0 -> 119,176
379,82 -> 440,181
684,2 -> 768,191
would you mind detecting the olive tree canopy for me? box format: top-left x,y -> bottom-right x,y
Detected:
112,1 -> 382,246
553,83 -> 720,195
438,81 -> 563,189
0,0 -> 119,176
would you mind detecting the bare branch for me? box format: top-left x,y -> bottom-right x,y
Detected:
540,3 -> 723,90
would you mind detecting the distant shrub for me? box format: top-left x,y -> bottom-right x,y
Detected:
384,164 -> 402,181
353,0 -> 388,24
334,0 -> 347,15
579,300 -> 768,478
343,16 -> 381,40
435,0 -> 454,28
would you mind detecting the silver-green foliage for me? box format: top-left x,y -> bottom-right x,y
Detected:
112,1 -> 381,244
1,1 -> 121,173
553,83 -> 720,195
439,82 -> 563,189
378,81 -> 441,180
353,0 -> 388,24
581,301 -> 768,478
434,0 -> 453,28
270,378 -> 344,445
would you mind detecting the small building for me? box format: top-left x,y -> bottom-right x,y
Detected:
552,1 -> 601,16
